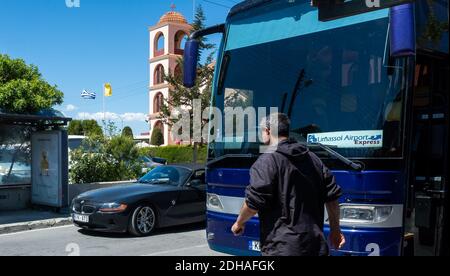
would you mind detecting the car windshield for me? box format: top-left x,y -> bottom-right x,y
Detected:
138,166 -> 191,186
211,8 -> 406,160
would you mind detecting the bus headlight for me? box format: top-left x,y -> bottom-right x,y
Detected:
340,205 -> 393,223
207,193 -> 224,211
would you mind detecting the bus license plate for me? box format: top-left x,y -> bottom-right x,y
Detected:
249,241 -> 261,252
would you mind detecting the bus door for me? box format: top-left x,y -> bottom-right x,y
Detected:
406,53 -> 449,256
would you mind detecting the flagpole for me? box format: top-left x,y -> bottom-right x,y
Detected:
103,84 -> 106,135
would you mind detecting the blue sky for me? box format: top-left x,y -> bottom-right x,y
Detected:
0,0 -> 234,135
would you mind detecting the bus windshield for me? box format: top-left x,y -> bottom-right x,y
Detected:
211,6 -> 406,160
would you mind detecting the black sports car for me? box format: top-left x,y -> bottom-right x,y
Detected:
71,165 -> 206,236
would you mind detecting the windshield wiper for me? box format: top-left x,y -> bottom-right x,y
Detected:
217,52 -> 230,94
308,143 -> 363,171
286,69 -> 313,117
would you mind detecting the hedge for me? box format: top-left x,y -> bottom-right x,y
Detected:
139,145 -> 207,164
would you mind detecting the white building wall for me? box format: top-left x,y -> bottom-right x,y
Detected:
149,25 -> 169,59
148,18 -> 191,146
149,59 -> 170,88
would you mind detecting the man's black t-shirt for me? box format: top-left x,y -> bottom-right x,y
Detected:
245,139 -> 342,256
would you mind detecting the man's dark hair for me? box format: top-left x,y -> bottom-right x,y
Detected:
263,113 -> 291,137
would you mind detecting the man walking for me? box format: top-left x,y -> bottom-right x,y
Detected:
231,113 -> 345,256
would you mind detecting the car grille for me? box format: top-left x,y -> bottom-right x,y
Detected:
81,205 -> 97,214
72,200 -> 97,215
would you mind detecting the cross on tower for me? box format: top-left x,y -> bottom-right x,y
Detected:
170,3 -> 176,11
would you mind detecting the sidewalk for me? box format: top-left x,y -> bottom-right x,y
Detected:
0,181 -> 131,235
0,209 -> 72,235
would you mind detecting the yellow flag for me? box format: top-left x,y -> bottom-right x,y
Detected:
104,83 -> 112,97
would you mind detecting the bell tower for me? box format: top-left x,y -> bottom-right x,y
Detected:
148,5 -> 191,145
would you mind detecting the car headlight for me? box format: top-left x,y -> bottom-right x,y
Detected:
340,205 -> 393,223
207,194 -> 224,211
99,203 -> 128,213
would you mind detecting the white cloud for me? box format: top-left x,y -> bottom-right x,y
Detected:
77,112 -> 147,122
120,113 -> 148,122
77,112 -> 118,121
66,104 -> 78,112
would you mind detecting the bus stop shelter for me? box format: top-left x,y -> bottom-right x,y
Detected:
0,110 -> 71,211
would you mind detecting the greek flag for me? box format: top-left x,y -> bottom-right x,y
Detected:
81,89 -> 96,100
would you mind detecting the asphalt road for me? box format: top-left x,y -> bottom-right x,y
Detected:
0,222 -> 228,256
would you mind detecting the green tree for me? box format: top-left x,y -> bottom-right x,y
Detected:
68,120 -> 103,137
69,149 -> 118,184
151,128 -> 164,147
159,5 -> 215,162
122,126 -> 134,138
68,120 -> 83,135
106,135 -> 141,179
69,135 -> 142,184
420,0 -> 449,45
106,135 -> 139,163
0,54 -> 63,114
191,5 -> 215,57
82,120 -> 103,137
104,120 -> 118,138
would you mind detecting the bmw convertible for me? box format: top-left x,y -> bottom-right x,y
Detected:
71,165 -> 206,236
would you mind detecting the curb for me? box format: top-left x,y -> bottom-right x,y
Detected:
0,217 -> 73,235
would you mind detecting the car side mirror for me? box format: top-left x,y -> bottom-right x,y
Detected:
187,179 -> 202,188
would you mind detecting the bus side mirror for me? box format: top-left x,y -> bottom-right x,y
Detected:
390,3 -> 416,57
183,39 -> 200,88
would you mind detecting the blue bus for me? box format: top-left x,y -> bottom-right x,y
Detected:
184,0 -> 449,256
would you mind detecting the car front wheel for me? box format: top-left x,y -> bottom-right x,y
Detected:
128,205 -> 156,237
